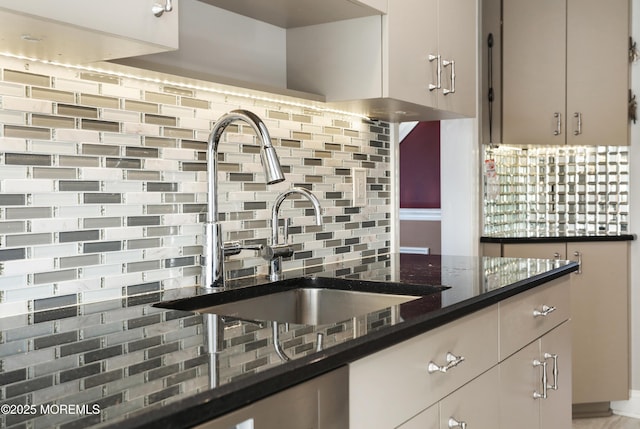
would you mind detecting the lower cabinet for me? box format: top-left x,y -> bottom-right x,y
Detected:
398,366 -> 500,429
499,321 -> 572,429
487,240 -> 630,411
350,277 -> 572,428
196,366 -> 348,429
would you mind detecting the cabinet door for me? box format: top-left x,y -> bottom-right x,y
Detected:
0,0 -> 178,62
439,366 -> 500,429
437,0 -> 477,117
396,404 -> 439,429
540,321 -> 572,429
499,340 -> 540,429
502,242 -> 566,260
502,0 -> 566,145
387,0 -> 438,109
567,241 -> 629,404
566,0 -> 629,146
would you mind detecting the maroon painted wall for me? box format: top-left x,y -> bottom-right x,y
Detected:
399,121 -> 441,208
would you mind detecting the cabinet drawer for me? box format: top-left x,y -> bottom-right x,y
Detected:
349,306 -> 498,429
499,277 -> 570,360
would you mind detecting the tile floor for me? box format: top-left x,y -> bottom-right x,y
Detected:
572,415 -> 640,428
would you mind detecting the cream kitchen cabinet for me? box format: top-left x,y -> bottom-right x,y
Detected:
0,0 -> 179,64
195,366 -> 348,429
501,0 -> 629,146
287,0 -> 477,121
492,239 -> 630,416
398,366 -> 500,429
500,321 -> 572,429
350,276 -> 571,428
349,305 -> 499,429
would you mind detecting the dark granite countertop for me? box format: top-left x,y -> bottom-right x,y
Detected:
0,254 -> 578,429
481,231 -> 635,243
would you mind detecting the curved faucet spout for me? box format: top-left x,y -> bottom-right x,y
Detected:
207,109 -> 285,224
203,110 -> 286,288
268,187 -> 322,281
271,187 -> 322,244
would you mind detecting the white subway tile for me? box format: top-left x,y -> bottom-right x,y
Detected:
1,258 -> 55,275
79,167 -> 122,181
32,243 -> 78,258
101,273 -> 144,289
103,204 -> 143,216
101,83 -> 140,99
122,192 -> 162,204
0,137 -> 28,152
143,268 -> 181,282
81,264 -> 124,279
32,193 -> 78,207
2,179 -> 53,192
0,274 -> 28,289
0,82 -> 25,96
81,286 -> 123,303
57,205 -> 101,218
162,104 -> 194,118
142,158 -> 179,171
2,96 -> 53,113
104,249 -> 144,264
178,116 -> 210,131
30,218 -> 79,233
0,110 -> 25,125
160,147 -> 197,160
54,77 -> 99,93
122,122 -> 160,136
102,132 -> 142,145
162,214 -> 199,226
0,300 -> 29,316
55,128 -> 100,143
103,181 -> 143,192
101,108 -> 140,123
31,140 -> 77,155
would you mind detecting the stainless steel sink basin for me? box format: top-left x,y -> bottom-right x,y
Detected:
192,288 -> 421,325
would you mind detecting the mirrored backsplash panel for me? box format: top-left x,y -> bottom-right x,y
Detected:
0,56 -> 392,316
483,145 -> 630,235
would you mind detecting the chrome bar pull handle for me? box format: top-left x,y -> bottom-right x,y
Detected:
544,353 -> 559,391
574,112 -> 583,136
533,304 -> 556,318
428,54 -> 442,91
152,0 -> 173,17
533,359 -> 548,399
428,352 -> 465,374
448,417 -> 468,428
573,250 -> 582,274
554,112 -> 562,136
442,59 -> 456,95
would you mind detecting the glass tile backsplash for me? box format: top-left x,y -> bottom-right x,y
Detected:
0,56 -> 391,316
483,145 -> 630,235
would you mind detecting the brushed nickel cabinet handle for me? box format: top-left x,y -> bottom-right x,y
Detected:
573,250 -> 583,274
554,112 -> 562,136
442,59 -> 456,95
574,112 -> 583,136
533,359 -> 548,399
544,352 -> 559,391
448,417 -> 468,428
428,352 -> 465,374
533,304 -> 556,318
428,54 -> 442,91
152,0 -> 173,17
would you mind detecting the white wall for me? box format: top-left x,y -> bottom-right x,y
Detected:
440,118 -> 480,257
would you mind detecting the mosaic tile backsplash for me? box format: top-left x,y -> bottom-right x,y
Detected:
483,145 -> 630,235
0,56 -> 392,316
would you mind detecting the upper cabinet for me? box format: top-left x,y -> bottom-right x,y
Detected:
197,0 -> 386,28
287,0 -> 477,121
497,0 -> 629,145
0,0 -> 179,64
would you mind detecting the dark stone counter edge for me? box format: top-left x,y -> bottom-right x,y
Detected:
114,262 -> 579,429
480,234 -> 636,244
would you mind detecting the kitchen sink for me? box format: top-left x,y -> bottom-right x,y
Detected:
193,288 -> 420,325
156,277 -> 445,325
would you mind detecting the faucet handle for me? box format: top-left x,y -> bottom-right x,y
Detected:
223,241 -> 265,257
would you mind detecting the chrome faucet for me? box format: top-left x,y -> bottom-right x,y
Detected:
203,110 -> 285,288
267,187 -> 322,281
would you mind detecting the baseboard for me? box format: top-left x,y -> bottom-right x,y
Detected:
611,390 -> 640,419
399,246 -> 430,255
